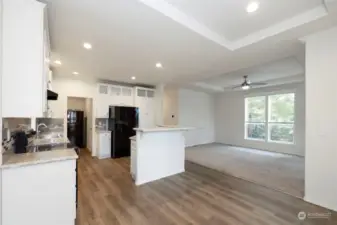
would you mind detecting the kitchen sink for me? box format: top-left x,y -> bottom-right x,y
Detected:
31,137 -> 70,147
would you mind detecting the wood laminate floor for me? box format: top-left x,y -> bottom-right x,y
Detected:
186,143 -> 304,197
77,150 -> 336,225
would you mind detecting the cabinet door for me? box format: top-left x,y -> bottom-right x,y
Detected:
99,133 -> 111,158
146,98 -> 155,128
2,160 -> 76,225
135,88 -> 146,127
130,140 -> 137,177
2,0 -> 46,117
121,87 -> 133,106
109,85 -> 122,106
97,84 -> 109,118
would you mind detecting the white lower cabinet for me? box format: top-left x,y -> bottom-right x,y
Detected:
97,131 -> 111,159
2,160 -> 76,225
130,139 -> 137,179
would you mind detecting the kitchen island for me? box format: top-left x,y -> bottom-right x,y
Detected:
131,127 -> 192,185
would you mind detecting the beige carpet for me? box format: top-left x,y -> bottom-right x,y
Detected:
185,143 -> 304,198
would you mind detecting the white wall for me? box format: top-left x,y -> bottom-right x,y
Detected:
67,97 -> 86,111
50,77 -> 96,155
178,89 -> 215,147
304,26 -> 337,211
215,82 -> 305,156
155,84 -> 179,126
50,78 -> 96,118
163,85 -> 179,126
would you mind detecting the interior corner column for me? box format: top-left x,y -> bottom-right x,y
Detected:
304,26 -> 337,211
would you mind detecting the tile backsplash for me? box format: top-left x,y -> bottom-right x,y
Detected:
36,118 -> 64,136
95,118 -> 109,130
3,118 -> 31,130
2,118 -> 31,141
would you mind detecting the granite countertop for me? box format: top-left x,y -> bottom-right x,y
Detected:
1,148 -> 78,169
134,127 -> 194,133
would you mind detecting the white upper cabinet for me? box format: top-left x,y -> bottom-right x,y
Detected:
134,87 -> 155,128
96,83 -> 110,118
109,85 -> 122,106
121,86 -> 134,106
109,85 -> 134,106
2,0 -> 47,117
95,84 -> 154,123
96,84 -> 135,118
98,84 -> 109,95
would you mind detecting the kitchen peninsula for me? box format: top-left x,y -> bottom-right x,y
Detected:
1,143 -> 78,225
131,127 -> 192,185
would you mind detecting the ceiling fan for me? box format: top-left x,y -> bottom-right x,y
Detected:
232,75 -> 267,90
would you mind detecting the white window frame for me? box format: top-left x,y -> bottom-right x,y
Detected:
244,91 -> 295,145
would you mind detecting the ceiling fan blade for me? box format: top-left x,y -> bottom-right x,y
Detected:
250,82 -> 267,86
230,85 -> 243,89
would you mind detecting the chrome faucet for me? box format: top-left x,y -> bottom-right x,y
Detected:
37,123 -> 48,134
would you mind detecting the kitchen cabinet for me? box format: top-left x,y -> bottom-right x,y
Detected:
96,131 -> 111,159
134,87 -> 155,128
96,84 -> 135,118
109,85 -> 134,106
130,138 -> 137,179
96,83 -> 110,118
2,159 -> 76,225
2,0 -> 48,117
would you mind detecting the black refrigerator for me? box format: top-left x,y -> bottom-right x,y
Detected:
67,110 -> 86,148
109,106 -> 139,158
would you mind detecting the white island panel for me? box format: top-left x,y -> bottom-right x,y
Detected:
134,127 -> 192,185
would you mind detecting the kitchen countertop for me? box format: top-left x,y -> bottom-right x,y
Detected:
134,127 -> 194,133
1,148 -> 78,169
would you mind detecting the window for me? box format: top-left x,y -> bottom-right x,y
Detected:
268,93 -> 295,143
245,93 -> 295,144
245,96 -> 266,140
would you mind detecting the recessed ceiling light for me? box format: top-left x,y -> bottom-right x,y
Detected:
54,60 -> 62,65
246,2 -> 259,13
131,76 -> 136,80
73,72 -> 79,75
83,42 -> 92,49
156,62 -> 163,68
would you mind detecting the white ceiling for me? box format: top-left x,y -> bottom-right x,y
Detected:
197,56 -> 305,92
165,0 -> 323,41
46,0 -> 337,86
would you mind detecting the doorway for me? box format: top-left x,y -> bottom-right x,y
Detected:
67,97 -> 94,151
